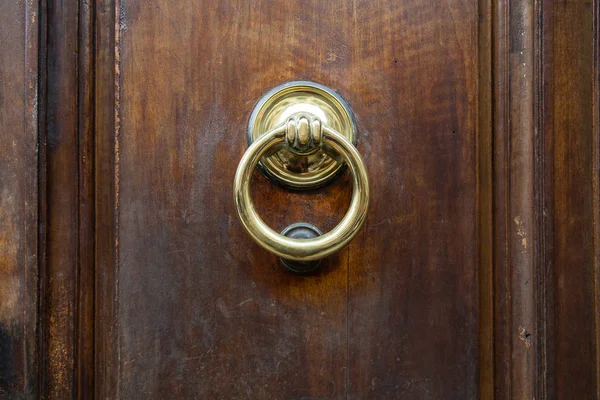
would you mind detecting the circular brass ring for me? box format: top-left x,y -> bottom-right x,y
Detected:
234,125 -> 369,262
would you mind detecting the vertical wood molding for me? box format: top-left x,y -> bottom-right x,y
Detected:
595,2 -> 600,396
492,0 -> 537,398
478,0 -> 494,397
37,0 -> 48,394
25,0 -> 42,395
507,1 -> 537,395
537,0 -> 552,397
23,0 -> 41,392
42,0 -> 79,396
538,1 -> 555,397
94,0 -> 119,398
77,0 -> 96,397
40,0 -> 96,398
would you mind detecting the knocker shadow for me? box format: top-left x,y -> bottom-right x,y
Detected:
277,248 -> 346,277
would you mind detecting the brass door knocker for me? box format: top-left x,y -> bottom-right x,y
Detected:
234,82 -> 369,272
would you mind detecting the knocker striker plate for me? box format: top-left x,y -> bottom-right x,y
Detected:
247,81 -> 357,190
279,223 -> 324,274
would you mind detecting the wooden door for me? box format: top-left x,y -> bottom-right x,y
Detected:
2,0 -> 599,399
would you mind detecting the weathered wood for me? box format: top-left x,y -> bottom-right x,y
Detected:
492,0 -> 538,398
34,0 -> 97,398
478,0 -> 495,397
0,0 -> 40,397
94,0 -> 120,397
2,0 -> 599,398
41,0 -> 80,397
76,0 -> 97,398
100,0 -> 484,398
539,0 -> 600,398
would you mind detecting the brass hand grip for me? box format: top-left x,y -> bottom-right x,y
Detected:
233,115 -> 369,262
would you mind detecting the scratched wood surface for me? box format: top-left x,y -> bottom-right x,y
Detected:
0,0 -> 39,397
2,0 -> 600,399
108,1 -> 480,398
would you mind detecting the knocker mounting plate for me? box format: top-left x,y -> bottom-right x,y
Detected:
247,81 -> 357,190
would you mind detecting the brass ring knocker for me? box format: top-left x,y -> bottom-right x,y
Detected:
233,112 -> 369,262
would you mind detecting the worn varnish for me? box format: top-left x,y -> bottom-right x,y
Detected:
539,0 -> 600,397
0,0 -> 39,396
491,0 -> 538,398
1,0 -> 600,399
42,0 -> 80,397
111,1 -> 479,398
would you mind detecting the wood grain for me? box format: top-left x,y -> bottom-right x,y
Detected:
2,0 -> 599,398
345,1 -> 479,397
94,0 -> 120,397
41,0 -> 80,397
0,0 -> 40,397
539,0 -> 600,398
492,0 -> 538,398
76,0 -> 96,398
104,0 -> 482,398
477,0 -> 494,397
36,0 -> 97,398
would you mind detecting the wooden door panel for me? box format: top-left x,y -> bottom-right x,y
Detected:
112,0 -> 478,398
343,2 -> 478,398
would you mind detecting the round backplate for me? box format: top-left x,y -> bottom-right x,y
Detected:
248,81 -> 357,190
